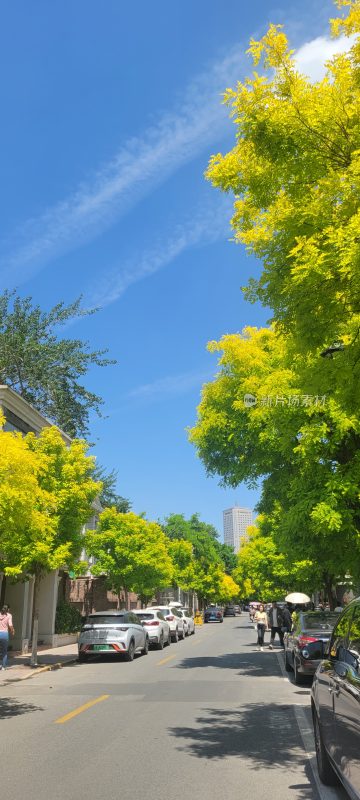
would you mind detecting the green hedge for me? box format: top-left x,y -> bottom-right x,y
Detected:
55,601 -> 82,634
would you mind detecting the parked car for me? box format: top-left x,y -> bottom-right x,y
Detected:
146,606 -> 185,641
234,605 -> 242,615
284,610 -> 340,684
178,608 -> 195,636
204,606 -> 223,623
224,605 -> 236,617
78,611 -> 149,662
133,609 -> 171,649
312,597 -> 360,797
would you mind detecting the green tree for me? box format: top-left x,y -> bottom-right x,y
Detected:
93,464 -> 131,513
189,326 -> 360,602
86,509 -> 174,606
0,421 -> 100,664
232,523 -> 316,602
0,291 -> 114,437
205,2 -> 360,418
215,543 -> 238,574
162,513 -> 223,604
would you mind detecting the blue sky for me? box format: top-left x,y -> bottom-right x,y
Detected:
0,1 -> 349,535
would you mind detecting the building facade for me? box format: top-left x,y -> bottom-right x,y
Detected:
223,506 -> 252,554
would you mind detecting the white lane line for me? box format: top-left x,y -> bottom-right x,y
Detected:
276,652 -> 343,800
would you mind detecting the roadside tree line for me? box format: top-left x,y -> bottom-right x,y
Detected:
190,0 -> 360,606
0,419 -> 239,660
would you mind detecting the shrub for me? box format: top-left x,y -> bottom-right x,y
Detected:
55,601 -> 82,634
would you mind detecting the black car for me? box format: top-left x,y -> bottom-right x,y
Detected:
312,597 -> 360,798
204,606 -> 223,623
224,605 -> 236,617
284,611 -> 340,685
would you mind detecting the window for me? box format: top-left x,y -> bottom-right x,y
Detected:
329,608 -> 353,660
157,612 -> 165,621
135,612 -> 154,621
302,612 -> 340,630
346,605 -> 360,671
84,614 -> 125,626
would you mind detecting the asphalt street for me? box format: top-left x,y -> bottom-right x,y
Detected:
0,617 -> 348,800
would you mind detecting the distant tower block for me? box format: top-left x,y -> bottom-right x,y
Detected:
223,506 -> 252,554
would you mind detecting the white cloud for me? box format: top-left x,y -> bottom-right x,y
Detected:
295,33 -> 355,81
128,368 -> 213,402
1,45 -> 245,285
88,197 -> 231,309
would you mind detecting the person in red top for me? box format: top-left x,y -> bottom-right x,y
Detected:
0,604 -> 15,670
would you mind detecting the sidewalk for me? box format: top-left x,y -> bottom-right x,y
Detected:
0,643 -> 79,684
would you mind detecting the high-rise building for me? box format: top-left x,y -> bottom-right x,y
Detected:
223,506 -> 253,553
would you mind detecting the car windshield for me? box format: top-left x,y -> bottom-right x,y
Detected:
302,612 -> 339,630
206,608 -> 219,613
134,613 -> 154,620
84,615 -> 126,626
182,609 -> 191,616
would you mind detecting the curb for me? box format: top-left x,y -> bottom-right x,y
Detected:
2,657 -> 78,684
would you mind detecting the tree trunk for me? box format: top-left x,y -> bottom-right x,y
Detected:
117,590 -> 122,610
323,572 -> 336,610
0,574 -> 6,607
30,573 -> 41,667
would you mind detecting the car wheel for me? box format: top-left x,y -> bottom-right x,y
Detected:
313,710 -> 339,786
142,636 -> 149,656
293,658 -> 304,685
220,619 -> 223,623
157,633 -> 164,650
166,631 -> 171,646
125,640 -> 135,662
192,626 -> 195,635
180,627 -> 185,640
185,626 -> 189,637
284,650 -> 292,672
172,628 -> 179,643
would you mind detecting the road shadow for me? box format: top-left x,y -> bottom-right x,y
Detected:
0,697 -> 43,720
169,702 -> 318,798
174,651 -> 282,678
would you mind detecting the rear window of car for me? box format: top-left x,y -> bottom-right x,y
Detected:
134,612 -> 155,620
302,613 -> 339,630
84,615 -> 126,626
182,609 -> 191,616
206,607 -> 220,613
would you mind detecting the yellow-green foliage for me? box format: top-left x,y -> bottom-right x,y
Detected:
0,418 -> 100,576
206,2 -> 360,414
86,508 -> 174,601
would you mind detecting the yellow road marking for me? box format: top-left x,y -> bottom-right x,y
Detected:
156,654 -> 176,666
54,694 -> 109,724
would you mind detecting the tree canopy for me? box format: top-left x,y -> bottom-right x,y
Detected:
190,1 -> 360,604
0,291 -> 114,437
86,509 -> 174,604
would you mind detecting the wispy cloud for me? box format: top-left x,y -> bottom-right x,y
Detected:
128,368 -> 213,403
1,45 -> 245,285
295,33 -> 355,81
88,196 -> 231,309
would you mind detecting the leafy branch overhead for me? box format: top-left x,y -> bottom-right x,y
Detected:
0,291 -> 116,437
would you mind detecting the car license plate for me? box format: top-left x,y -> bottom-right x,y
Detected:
92,644 -> 111,651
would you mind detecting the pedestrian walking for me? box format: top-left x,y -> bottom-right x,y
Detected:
254,604 -> 267,651
282,604 -> 292,633
267,602 -> 284,649
0,604 -> 14,670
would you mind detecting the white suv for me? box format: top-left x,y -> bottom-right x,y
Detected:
133,609 -> 171,650
179,608 -> 195,636
146,606 -> 185,642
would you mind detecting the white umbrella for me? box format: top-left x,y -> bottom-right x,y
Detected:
285,592 -> 310,604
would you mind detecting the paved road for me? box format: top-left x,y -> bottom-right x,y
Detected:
0,618 -> 347,800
